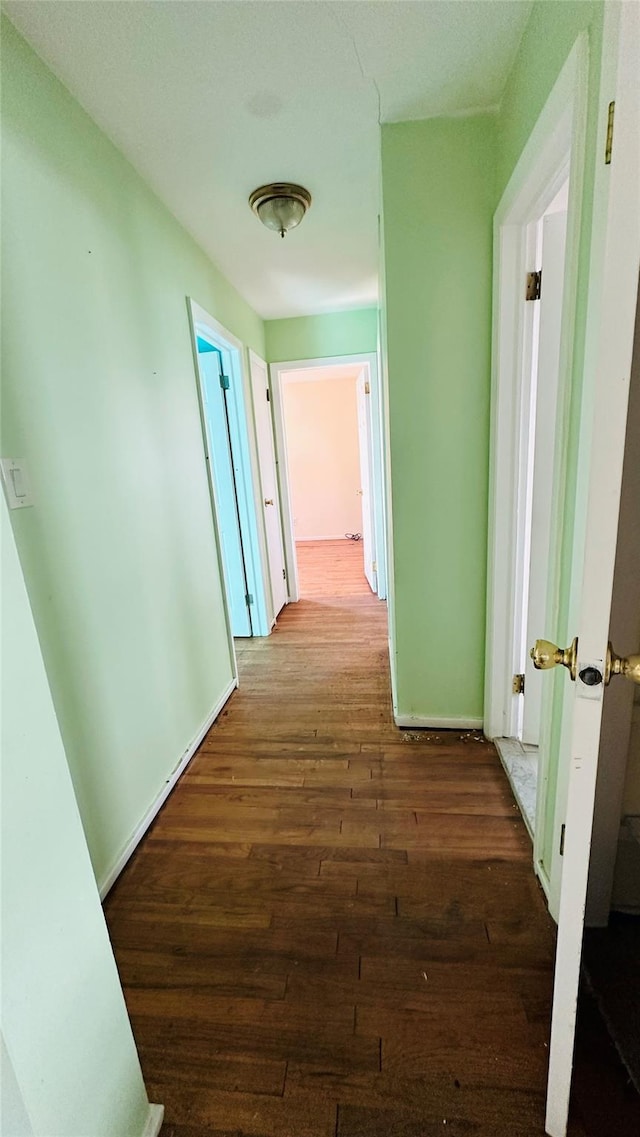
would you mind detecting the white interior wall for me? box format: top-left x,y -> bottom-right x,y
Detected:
282,373 -> 362,540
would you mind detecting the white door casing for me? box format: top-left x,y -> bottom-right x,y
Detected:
485,35 -> 588,754
356,368 -> 377,594
485,32 -> 589,914
545,3 -> 640,1134
249,350 -> 288,622
270,353 -> 387,604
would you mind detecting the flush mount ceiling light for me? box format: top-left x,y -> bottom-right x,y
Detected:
249,183 -> 312,238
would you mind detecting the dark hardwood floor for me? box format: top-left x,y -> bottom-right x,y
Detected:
105,543 -> 600,1136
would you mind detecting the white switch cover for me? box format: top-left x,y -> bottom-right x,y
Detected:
0,458 -> 34,509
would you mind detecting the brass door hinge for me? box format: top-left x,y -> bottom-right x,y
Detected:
282,568 -> 286,579
512,673 -> 525,695
559,823 -> 566,856
364,381 -> 371,395
526,271 -> 542,301
372,561 -> 377,573
605,101 -> 615,165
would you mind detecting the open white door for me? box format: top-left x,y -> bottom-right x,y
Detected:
356,368 -> 377,594
523,209 -> 568,746
199,350 -> 253,636
249,351 -> 288,621
538,6 -> 640,1134
247,352 -> 287,623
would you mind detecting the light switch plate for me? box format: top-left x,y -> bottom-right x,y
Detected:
0,458 -> 34,509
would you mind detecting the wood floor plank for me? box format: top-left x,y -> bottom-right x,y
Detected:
149,1084 -> 337,1137
101,541 -> 612,1136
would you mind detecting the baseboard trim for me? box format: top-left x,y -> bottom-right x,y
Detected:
394,714 -> 484,730
535,858 -> 553,913
142,1104 -> 164,1137
296,535 -> 357,542
99,678 -> 238,899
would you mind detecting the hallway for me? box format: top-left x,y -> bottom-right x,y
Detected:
105,550 -> 562,1136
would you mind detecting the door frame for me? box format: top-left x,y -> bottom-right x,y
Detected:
187,298 -> 271,638
270,352 -> 386,603
484,34 -> 588,906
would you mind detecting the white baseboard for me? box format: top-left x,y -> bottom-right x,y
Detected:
394,714 -> 484,730
141,1104 -> 164,1137
296,535 -> 357,542
535,858 -> 553,913
98,678 -> 238,899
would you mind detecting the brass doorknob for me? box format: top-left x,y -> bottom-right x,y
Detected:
264,498 -> 274,506
606,645 -> 640,686
530,638 -> 578,681
530,637 -> 640,687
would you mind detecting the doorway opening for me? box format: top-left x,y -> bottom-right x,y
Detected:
498,177 -> 570,838
270,354 -> 387,603
188,299 -> 270,640
485,31 -> 588,916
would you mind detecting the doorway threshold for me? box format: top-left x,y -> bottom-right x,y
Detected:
495,738 -> 538,840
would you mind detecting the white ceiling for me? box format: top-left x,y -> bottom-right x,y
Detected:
4,1 -> 532,320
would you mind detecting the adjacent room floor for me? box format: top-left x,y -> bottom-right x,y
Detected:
295,537 -> 371,598
104,544 -> 632,1136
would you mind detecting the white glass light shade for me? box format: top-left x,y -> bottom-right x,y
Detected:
249,184 -> 312,238
257,196 -> 306,235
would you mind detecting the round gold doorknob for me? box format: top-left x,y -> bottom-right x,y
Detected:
529,638 -> 640,687
530,638 -> 578,681
264,498 -> 274,506
606,645 -> 640,686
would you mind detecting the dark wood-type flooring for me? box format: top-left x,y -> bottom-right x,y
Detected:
104,543 -> 629,1136
583,913 -> 640,1092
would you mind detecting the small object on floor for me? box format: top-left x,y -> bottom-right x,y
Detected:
345,532 -> 361,540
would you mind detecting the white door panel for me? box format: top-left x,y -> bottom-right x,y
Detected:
524,210 -> 568,745
544,4 -> 640,1133
249,351 -> 288,620
356,370 -> 376,593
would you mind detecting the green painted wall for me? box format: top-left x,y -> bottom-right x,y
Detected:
1,17 -> 265,889
1,494 -> 151,1136
497,1 -> 604,197
381,115 -> 496,723
497,0 -> 605,878
265,308 -> 378,362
